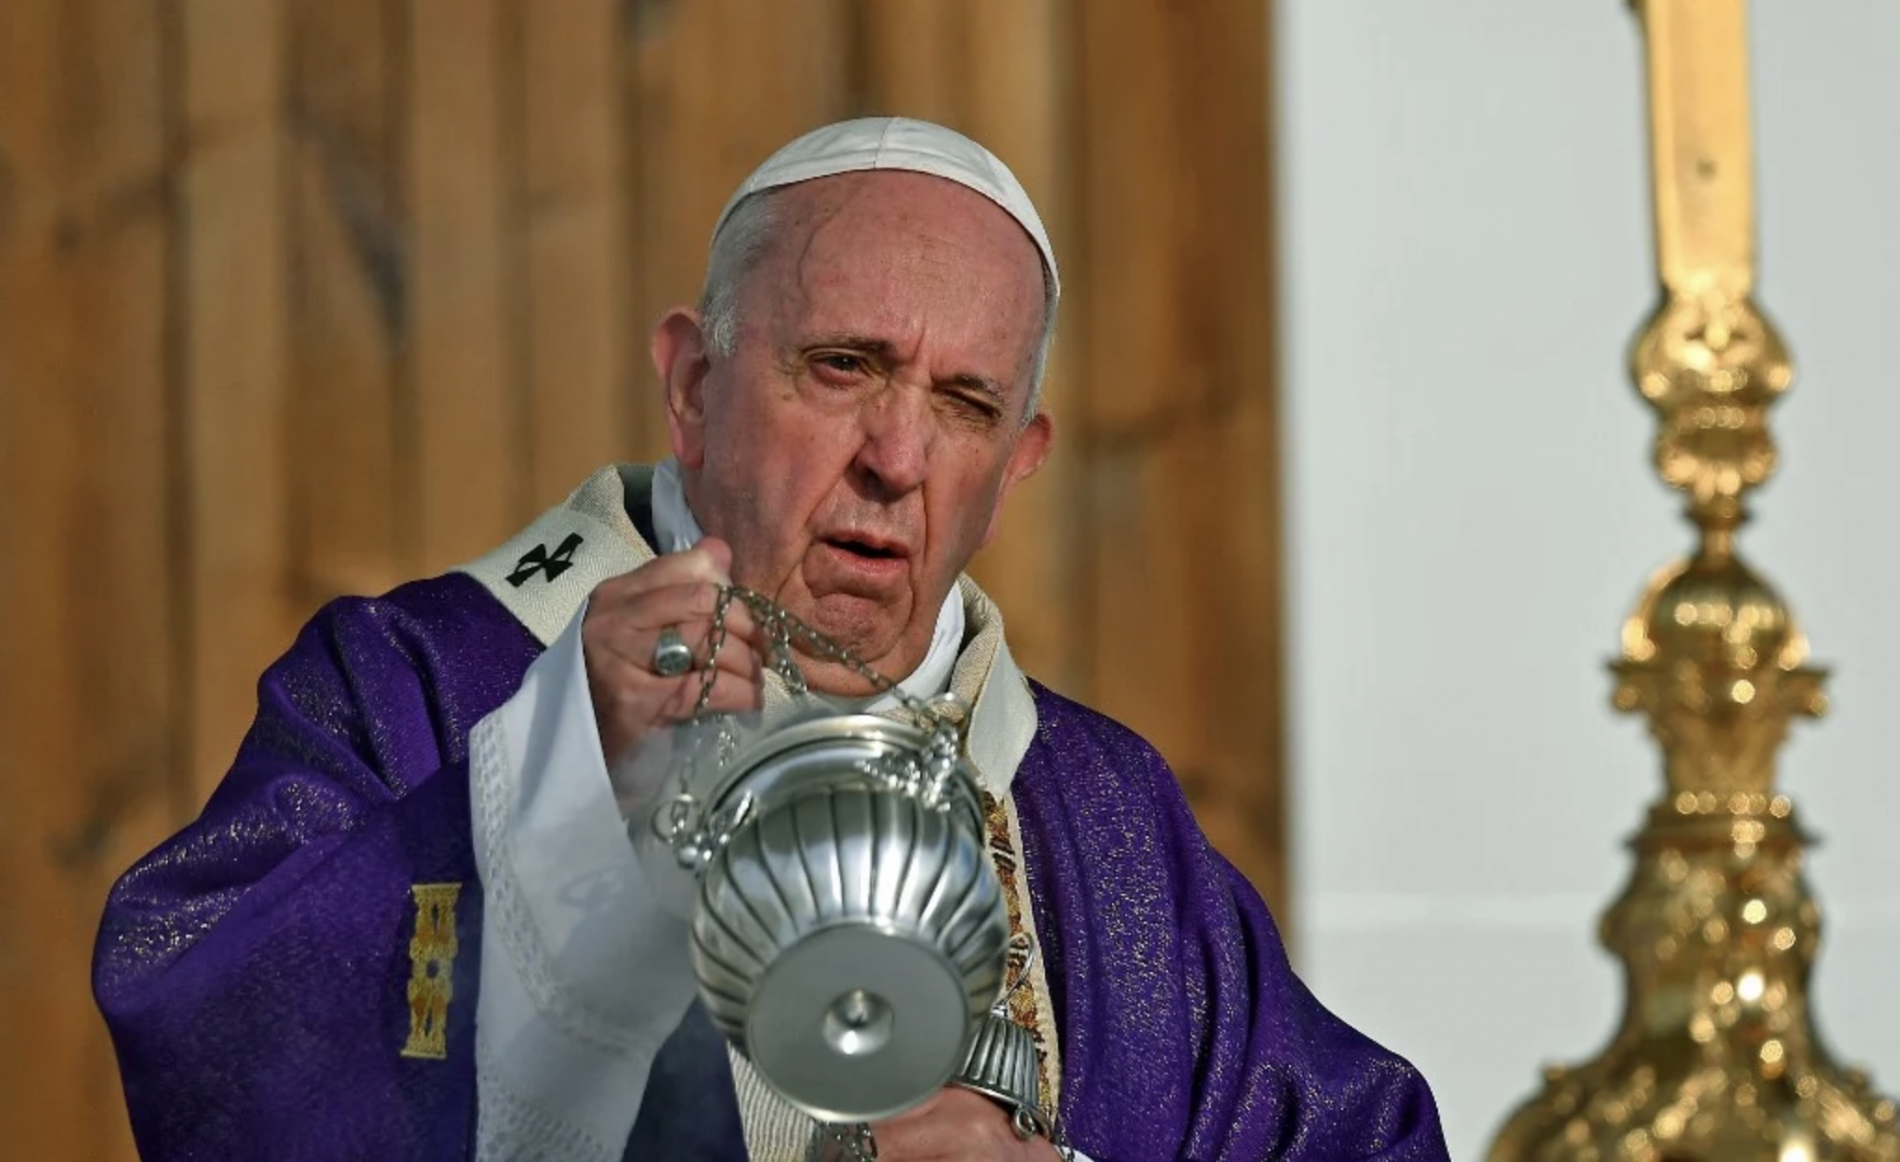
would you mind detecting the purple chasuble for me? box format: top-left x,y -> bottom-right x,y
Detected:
94,572 -> 1448,1161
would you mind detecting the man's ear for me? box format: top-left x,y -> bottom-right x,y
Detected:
653,307 -> 712,468
981,410 -> 1055,547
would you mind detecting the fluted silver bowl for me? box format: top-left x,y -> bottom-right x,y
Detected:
686,714 -> 1009,1123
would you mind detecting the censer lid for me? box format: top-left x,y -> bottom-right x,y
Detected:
722,712 -> 930,772
700,711 -> 967,814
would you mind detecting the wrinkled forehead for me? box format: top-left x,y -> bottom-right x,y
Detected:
738,171 -> 1054,311
760,172 -> 1047,349
788,171 -> 1041,267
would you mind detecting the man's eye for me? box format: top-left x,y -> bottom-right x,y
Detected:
812,353 -> 867,376
947,391 -> 1003,422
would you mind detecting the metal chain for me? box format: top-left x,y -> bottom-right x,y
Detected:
654,585 -> 967,869
700,585 -> 938,718
827,1122 -> 878,1161
692,586 -> 738,717
1050,1121 -> 1077,1161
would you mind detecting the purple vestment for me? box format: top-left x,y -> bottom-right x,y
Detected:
95,572 -> 1447,1160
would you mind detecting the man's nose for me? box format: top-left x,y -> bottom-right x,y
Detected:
852,383 -> 933,498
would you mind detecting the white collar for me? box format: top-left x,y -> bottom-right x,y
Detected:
651,458 -> 966,713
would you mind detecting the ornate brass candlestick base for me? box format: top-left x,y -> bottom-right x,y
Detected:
1488,4 -> 1900,1160
1487,296 -> 1900,1160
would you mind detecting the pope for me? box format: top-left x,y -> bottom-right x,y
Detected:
94,116 -> 1450,1161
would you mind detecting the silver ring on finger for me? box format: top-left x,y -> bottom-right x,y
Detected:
651,625 -> 694,678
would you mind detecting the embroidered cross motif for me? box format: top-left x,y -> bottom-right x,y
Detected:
507,532 -> 584,587
401,882 -> 461,1060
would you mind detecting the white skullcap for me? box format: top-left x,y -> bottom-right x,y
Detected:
709,116 -> 1059,301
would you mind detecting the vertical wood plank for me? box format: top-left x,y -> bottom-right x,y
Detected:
941,0 -> 1082,692
855,0 -> 966,124
179,0 -> 293,804
623,0 -> 850,460
517,0 -> 631,507
287,0 -> 408,601
409,0 -> 518,567
1073,0 -> 1191,744
0,1 -> 179,1157
1195,0 -> 1287,923
1071,0 -> 1286,916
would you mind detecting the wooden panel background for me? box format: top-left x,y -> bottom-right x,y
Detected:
0,1 -> 1282,1155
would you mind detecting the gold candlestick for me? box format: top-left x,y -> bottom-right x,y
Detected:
1487,3 -> 1900,1159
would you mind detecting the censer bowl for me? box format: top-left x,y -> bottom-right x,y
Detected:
686,714 -> 1010,1123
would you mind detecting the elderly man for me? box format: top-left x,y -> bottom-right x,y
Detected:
94,118 -> 1448,1161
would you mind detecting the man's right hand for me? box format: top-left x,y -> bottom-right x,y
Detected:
581,537 -> 767,773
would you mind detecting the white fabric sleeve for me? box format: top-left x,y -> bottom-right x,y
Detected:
468,600 -> 700,1162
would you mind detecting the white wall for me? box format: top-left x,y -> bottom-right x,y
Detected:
1279,4 -> 1900,1156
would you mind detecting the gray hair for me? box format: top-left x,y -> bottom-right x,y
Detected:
697,191 -> 1058,419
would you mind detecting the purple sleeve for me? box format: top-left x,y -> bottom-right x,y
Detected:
1016,686 -> 1449,1162
92,576 -> 538,1161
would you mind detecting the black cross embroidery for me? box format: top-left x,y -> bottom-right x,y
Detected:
507,532 -> 584,587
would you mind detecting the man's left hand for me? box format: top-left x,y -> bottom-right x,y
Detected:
829,1087 -> 1060,1161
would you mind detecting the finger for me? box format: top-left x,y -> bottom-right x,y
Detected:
591,609 -> 767,682
587,581 -> 771,664
698,600 -> 766,661
588,580 -> 734,632
593,541 -> 733,601
683,619 -> 767,683
873,1087 -> 951,1129
591,651 -> 765,764
870,1088 -> 1026,1158
655,667 -> 763,721
696,536 -> 733,575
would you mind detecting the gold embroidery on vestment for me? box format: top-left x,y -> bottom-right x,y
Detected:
401,882 -> 461,1060
980,790 -> 1057,1114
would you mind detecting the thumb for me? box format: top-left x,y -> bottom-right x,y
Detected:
695,535 -> 734,578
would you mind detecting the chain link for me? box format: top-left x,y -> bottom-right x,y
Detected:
699,585 -> 939,717
826,1122 -> 879,1161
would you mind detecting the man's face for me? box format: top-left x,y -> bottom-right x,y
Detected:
655,171 -> 1053,694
